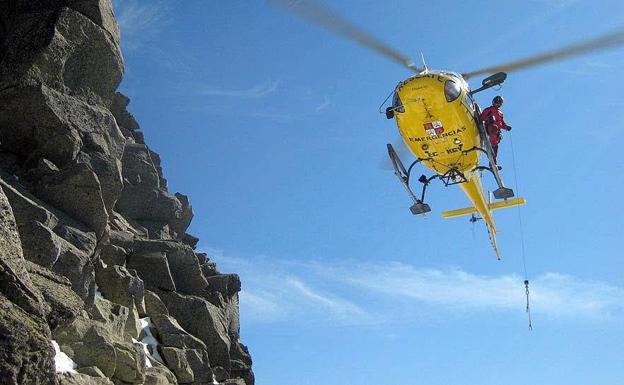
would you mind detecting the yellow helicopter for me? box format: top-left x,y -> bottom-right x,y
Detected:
383,70 -> 522,258
271,0 -> 624,258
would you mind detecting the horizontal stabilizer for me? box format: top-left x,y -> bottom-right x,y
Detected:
441,198 -> 527,219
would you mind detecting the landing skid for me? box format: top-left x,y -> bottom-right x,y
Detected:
387,143 -> 431,215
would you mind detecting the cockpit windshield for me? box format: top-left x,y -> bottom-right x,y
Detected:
444,79 -> 461,102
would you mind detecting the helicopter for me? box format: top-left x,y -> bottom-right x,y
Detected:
383,69 -> 523,257
271,0 -> 624,258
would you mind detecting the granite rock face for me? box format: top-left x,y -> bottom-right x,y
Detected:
0,1 -> 253,384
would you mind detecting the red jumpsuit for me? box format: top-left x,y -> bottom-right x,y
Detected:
480,106 -> 511,161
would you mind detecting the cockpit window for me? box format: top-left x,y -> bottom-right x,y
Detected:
392,92 -> 405,113
444,79 -> 461,102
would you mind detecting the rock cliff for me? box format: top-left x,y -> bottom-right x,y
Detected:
0,1 -> 253,384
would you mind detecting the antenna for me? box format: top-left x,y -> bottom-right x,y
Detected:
420,52 -> 429,72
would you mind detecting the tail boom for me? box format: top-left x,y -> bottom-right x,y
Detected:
442,171 -> 526,258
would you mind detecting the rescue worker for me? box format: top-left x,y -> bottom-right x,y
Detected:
480,95 -> 511,163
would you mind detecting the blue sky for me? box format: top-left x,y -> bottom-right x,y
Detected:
113,1 -> 624,384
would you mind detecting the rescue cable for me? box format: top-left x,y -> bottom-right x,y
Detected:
509,132 -> 533,331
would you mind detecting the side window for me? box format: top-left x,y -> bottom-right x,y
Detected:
392,92 -> 405,113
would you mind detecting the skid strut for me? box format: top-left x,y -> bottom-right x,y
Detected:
387,144 -> 431,215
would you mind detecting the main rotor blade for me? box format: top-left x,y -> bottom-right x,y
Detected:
462,28 -> 624,79
270,0 -> 419,72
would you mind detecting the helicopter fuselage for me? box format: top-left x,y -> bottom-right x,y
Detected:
394,71 -> 480,174
391,70 -> 501,254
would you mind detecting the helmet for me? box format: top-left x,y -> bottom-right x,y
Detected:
492,96 -> 504,106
